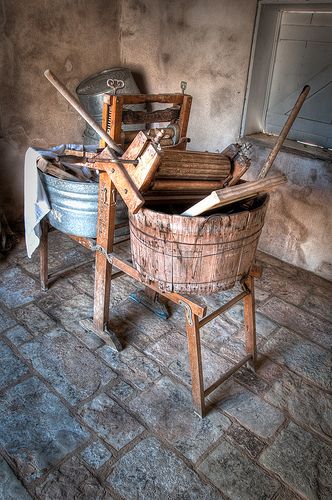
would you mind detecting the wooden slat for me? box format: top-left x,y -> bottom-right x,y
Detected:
104,93 -> 187,105
110,96 -> 124,145
177,95 -> 192,147
122,107 -> 180,124
151,179 -> 225,191
162,149 -> 230,164
226,155 -> 250,186
93,173 -> 115,332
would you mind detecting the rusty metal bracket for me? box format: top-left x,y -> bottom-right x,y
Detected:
179,300 -> 193,326
240,277 -> 251,294
94,244 -> 114,265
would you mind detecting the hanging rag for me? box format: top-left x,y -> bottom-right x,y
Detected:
24,144 -> 97,258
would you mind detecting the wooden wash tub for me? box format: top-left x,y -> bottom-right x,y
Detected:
129,194 -> 269,295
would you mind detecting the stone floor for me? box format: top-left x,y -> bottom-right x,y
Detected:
0,231 -> 331,499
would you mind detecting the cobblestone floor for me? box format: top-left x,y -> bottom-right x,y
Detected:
0,231 -> 331,499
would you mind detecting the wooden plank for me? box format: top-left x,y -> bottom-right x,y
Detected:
121,131 -> 149,161
88,147 -> 145,214
96,160 -> 145,214
185,313 -> 205,417
104,93 -> 187,105
110,95 -> 124,145
243,275 -> 257,366
133,142 -> 162,191
122,107 -> 180,124
177,95 -> 192,147
156,169 -> 230,180
93,173 -> 115,332
204,354 -> 252,397
151,179 -> 225,191
181,175 -> 286,216
37,158 -> 80,181
226,155 -> 250,186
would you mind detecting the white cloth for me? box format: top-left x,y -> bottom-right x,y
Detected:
24,147 -> 51,258
24,144 -> 98,258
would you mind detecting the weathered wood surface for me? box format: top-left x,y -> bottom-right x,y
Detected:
151,179 -> 225,191
182,175 -> 286,216
93,172 -> 115,332
37,158 -> 80,181
121,130 -> 149,161
122,106 -> 180,124
89,148 -> 144,214
155,149 -> 232,186
120,131 -> 163,191
129,195 -> 269,294
226,155 -> 250,186
100,94 -> 192,150
103,93 -> 188,105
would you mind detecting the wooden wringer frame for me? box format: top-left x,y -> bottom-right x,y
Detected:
41,70 -> 263,417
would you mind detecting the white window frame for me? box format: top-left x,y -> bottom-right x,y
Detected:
241,0 -> 332,148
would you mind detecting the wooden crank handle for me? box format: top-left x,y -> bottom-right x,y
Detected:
258,85 -> 310,179
44,69 -> 123,155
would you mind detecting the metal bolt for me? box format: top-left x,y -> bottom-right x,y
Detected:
124,189 -> 128,194
111,168 -> 115,173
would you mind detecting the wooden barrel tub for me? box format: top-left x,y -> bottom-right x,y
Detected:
129,194 -> 269,295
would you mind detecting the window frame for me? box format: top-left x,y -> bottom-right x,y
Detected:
240,0 -> 332,150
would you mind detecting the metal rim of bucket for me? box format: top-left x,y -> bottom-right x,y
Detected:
76,67 -> 133,96
136,194 -> 269,223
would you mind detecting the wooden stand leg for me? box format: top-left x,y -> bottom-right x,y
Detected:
81,173 -> 122,351
243,275 -> 257,369
40,218 -> 49,291
185,310 -> 205,417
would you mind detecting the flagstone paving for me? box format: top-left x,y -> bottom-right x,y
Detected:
0,234 -> 331,499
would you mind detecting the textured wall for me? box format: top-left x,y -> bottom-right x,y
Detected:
0,0 -> 120,222
120,0 -> 257,151
247,145 -> 332,281
2,0 -> 330,279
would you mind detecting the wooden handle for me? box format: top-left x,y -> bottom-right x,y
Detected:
181,175 -> 286,216
258,85 -> 310,179
44,69 -> 123,155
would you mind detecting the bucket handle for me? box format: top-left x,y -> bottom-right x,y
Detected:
107,78 -> 125,95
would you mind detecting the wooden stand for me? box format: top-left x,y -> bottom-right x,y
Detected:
39,92 -> 260,416
39,171 -> 260,416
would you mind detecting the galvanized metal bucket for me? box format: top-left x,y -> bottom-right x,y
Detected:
40,172 -> 128,238
76,68 -> 144,145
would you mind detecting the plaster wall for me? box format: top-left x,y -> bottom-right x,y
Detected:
247,144 -> 332,281
0,0 -> 120,222
1,0 -> 330,280
119,0 -> 257,152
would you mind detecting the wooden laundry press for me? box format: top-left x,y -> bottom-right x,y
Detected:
41,71 -> 309,418
42,70 -> 196,346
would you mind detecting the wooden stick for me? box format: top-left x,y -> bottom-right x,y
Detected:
226,155 -> 250,187
44,69 -> 123,155
258,85 -> 310,179
181,175 -> 286,216
37,158 -> 79,181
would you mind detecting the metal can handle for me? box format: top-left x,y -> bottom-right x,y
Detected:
106,78 -> 125,95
